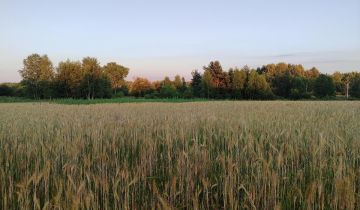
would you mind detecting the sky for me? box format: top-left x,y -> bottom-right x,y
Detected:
0,0 -> 359,82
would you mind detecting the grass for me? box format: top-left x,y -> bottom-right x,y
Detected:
0,96 -> 209,105
1,96 -> 358,105
53,97 -> 209,104
0,101 -> 359,209
0,96 -> 41,103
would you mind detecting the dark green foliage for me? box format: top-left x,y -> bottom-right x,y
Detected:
116,86 -> 129,96
314,74 -> 336,98
144,91 -> 160,99
228,68 -> 246,99
245,70 -> 273,100
272,72 -> 292,98
79,74 -> 112,99
289,77 -> 307,100
350,75 -> 360,98
159,85 -> 177,98
182,87 -> 193,99
191,70 -> 202,97
113,91 -> 125,98
95,76 -> 112,98
0,83 -> 26,97
21,80 -> 56,99
177,77 -> 188,95
0,84 -> 14,96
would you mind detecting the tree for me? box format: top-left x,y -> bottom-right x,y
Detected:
179,77 -> 188,94
202,70 -> 212,98
246,70 -> 273,99
19,54 -> 54,99
203,61 -> 228,90
152,81 -> 162,92
81,57 -> 102,99
272,71 -> 292,98
159,76 -> 177,98
159,84 -> 177,98
314,74 -> 335,98
304,67 -> 320,93
56,60 -> 83,97
191,70 -> 202,97
261,63 -> 276,77
332,71 -> 344,94
203,61 -> 230,98
342,72 -> 357,99
94,75 -> 112,98
349,74 -> 360,98
173,75 -> 182,90
130,77 -> 153,97
103,62 -> 129,94
229,68 -> 247,99
288,64 -> 305,77
289,77 -> 307,100
305,67 -> 320,79
263,63 -> 291,98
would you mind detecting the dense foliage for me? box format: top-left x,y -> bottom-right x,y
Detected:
1,53 -> 360,99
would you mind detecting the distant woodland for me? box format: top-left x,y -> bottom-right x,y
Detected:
1,53 -> 360,100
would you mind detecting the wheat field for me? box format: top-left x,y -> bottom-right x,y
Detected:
0,101 -> 359,210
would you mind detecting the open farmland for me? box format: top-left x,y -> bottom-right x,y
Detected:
0,101 -> 359,209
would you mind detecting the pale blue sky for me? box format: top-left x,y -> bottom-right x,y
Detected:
0,0 -> 359,82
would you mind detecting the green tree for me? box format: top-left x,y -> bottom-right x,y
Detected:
81,57 -> 102,99
160,84 -> 177,98
179,77 -> 187,94
272,71 -> 292,98
349,74 -> 360,98
103,62 -> 129,94
305,67 -> 320,93
290,77 -> 307,100
229,68 -> 247,99
332,71 -> 344,94
262,63 -> 291,98
314,74 -> 336,98
94,75 -> 112,98
56,60 -> 83,97
342,72 -> 357,99
191,70 -> 202,97
162,76 -> 173,87
19,54 -> 54,99
202,70 -> 212,98
246,70 -> 273,99
173,75 -> 182,89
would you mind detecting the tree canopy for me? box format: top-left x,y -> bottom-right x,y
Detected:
11,53 -> 360,100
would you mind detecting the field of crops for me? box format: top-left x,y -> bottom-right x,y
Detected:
0,101 -> 359,209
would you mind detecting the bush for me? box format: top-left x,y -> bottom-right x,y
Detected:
114,91 -> 125,98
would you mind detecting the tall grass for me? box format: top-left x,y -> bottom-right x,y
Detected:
0,101 -> 359,209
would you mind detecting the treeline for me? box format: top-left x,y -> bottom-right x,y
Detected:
1,53 -> 360,100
